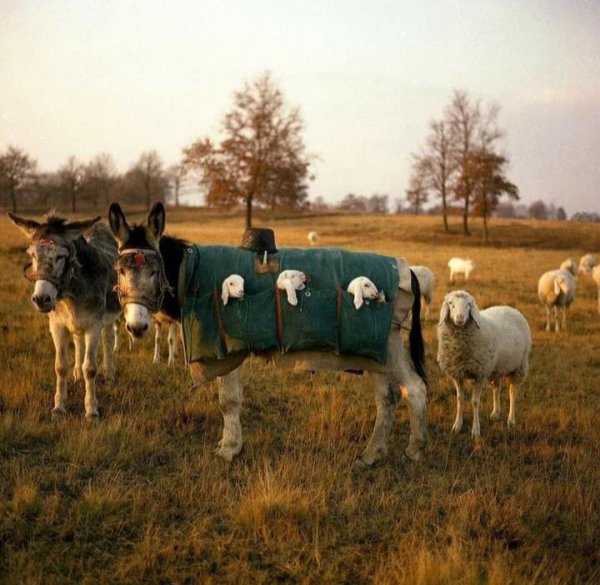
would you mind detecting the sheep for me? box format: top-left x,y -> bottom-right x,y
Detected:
307,231 -> 319,246
537,269 -> 576,332
410,265 -> 435,320
221,274 -> 245,305
276,270 -> 307,306
346,276 -> 385,309
578,253 -> 597,276
559,258 -> 578,277
592,265 -> 600,314
437,290 -> 531,438
448,257 -> 475,283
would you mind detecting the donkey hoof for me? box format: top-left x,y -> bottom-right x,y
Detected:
490,411 -> 502,421
85,411 -> 100,422
51,407 -> 66,420
405,445 -> 422,462
214,444 -> 241,462
351,458 -> 370,475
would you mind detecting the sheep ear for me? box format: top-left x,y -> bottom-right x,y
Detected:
470,303 -> 481,329
285,281 -> 298,306
221,280 -> 230,305
438,299 -> 449,326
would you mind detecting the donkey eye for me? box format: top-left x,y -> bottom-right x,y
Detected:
118,268 -> 125,276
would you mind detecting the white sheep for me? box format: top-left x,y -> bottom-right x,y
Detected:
410,265 -> 435,320
276,270 -> 307,306
346,276 -> 385,309
221,274 -> 245,305
448,257 -> 475,283
537,269 -> 576,332
559,258 -> 578,277
592,265 -> 600,314
437,290 -> 531,438
307,231 -> 319,246
578,253 -> 597,276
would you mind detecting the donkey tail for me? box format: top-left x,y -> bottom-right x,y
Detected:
408,269 -> 427,385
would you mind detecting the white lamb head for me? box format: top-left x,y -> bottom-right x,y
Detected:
307,231 -> 318,246
439,290 -> 481,329
276,270 -> 307,306
221,274 -> 245,305
347,276 -> 384,310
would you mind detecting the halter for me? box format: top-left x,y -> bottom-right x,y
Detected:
22,237 -> 78,297
114,247 -> 174,313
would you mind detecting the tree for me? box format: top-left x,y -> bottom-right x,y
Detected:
167,164 -> 186,207
0,146 -> 37,213
129,151 -> 168,210
556,207 -> 567,221
469,150 -> 519,243
183,72 -> 311,228
57,156 -> 85,213
84,153 -> 118,208
405,161 -> 429,215
528,200 -> 548,220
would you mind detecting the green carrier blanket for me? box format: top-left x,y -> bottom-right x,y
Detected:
180,246 -> 402,365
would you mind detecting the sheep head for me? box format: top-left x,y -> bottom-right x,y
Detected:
439,290 -> 481,329
347,276 -> 381,310
221,274 -> 245,305
276,270 -> 306,306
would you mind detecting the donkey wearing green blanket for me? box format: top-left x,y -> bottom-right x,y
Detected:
109,202 -> 428,470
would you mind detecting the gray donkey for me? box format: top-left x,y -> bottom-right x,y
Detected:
8,213 -> 121,418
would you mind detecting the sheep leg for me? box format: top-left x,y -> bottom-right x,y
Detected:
554,306 -> 560,332
354,373 -> 398,471
490,380 -> 502,420
424,299 -> 431,321
153,320 -> 162,363
561,307 -> 567,332
167,322 -> 178,366
471,380 -> 484,438
507,381 -> 517,427
215,366 -> 243,462
545,306 -> 551,331
451,379 -> 464,433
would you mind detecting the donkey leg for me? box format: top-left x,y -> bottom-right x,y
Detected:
49,320 -> 70,416
72,334 -> 84,382
101,322 -> 116,383
354,373 -> 398,471
153,320 -> 162,364
83,326 -> 102,419
400,370 -> 428,462
112,321 -> 120,354
167,322 -> 178,366
215,366 -> 243,462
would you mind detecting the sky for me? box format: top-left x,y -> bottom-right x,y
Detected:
1,0 -> 599,214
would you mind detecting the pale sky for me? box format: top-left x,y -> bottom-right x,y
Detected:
1,0 -> 599,214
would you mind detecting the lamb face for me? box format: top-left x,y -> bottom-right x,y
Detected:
221,274 -> 245,305
439,290 -> 481,328
276,270 -> 307,306
347,276 -> 382,310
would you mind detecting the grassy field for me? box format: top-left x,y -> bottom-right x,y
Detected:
1,210 -> 599,584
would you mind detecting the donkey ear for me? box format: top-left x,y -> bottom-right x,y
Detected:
147,202 -> 165,243
7,212 -> 40,239
108,203 -> 130,245
63,216 -> 101,241
438,299 -> 449,326
221,280 -> 230,305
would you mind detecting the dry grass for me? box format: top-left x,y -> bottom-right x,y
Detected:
0,211 -> 599,584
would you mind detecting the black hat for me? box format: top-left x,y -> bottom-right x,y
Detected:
240,227 -> 278,254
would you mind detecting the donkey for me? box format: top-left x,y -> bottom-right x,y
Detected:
8,213 -> 121,419
108,202 -> 428,470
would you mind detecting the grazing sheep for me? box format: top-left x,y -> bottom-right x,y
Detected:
347,276 -> 385,309
448,257 -> 475,283
307,231 -> 319,246
559,258 -> 578,277
276,270 -> 307,306
437,290 -> 531,438
578,253 -> 597,276
592,265 -> 600,314
538,269 -> 576,332
410,265 -> 435,320
221,274 -> 245,305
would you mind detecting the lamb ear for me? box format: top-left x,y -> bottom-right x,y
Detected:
285,281 -> 298,306
438,299 -> 449,326
108,203 -> 130,245
221,280 -> 230,305
349,282 -> 364,310
470,303 -> 481,329
7,212 -> 40,239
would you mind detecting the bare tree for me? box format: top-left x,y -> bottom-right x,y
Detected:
405,161 -> 429,215
84,153 -> 118,208
0,146 -> 37,213
167,164 -> 186,207
57,156 -> 85,213
183,72 -> 311,228
129,151 -> 168,210
528,200 -> 548,220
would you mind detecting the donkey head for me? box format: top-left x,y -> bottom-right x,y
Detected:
108,202 -> 167,338
8,212 -> 100,312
